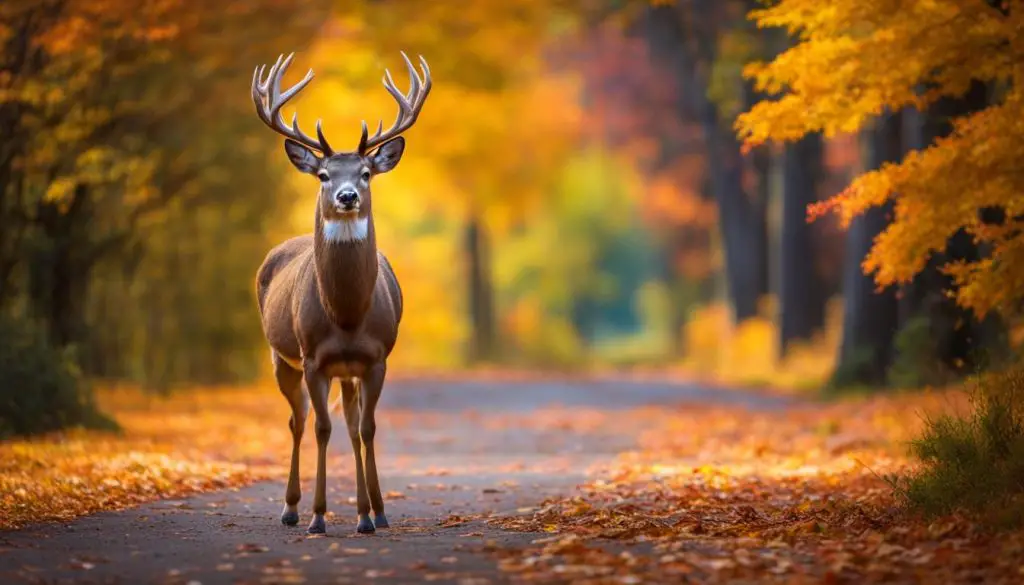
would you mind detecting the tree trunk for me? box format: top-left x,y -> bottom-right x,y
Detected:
0,9 -> 42,308
778,133 -> 826,358
834,112 -> 902,386
29,184 -> 94,349
465,214 -> 496,362
701,103 -> 765,323
642,3 -> 767,324
899,82 -> 1006,373
750,144 -> 771,310
742,25 -> 778,319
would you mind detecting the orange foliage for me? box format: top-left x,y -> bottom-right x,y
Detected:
738,0 -> 1024,318
0,386 -> 340,530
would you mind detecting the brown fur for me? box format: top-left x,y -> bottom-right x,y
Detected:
255,214 -> 403,377
250,50 -> 427,535
255,146 -> 406,535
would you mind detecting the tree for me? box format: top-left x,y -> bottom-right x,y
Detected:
778,132 -> 827,357
738,0 -> 1024,325
641,0 -> 770,324
834,112 -> 901,385
1,0 -> 329,390
895,83 -> 1007,378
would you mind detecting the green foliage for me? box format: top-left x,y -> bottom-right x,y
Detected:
887,315 -> 949,389
0,316 -> 117,439
892,366 -> 1024,528
824,345 -> 879,396
495,148 -> 670,365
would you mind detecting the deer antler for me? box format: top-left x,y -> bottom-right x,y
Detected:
358,52 -> 432,155
252,53 -> 333,155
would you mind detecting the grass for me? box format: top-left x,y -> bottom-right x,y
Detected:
892,365 -> 1024,528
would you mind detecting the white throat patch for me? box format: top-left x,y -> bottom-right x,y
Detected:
322,217 -> 368,243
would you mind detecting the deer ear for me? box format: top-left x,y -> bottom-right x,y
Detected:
370,137 -> 405,174
284,139 -> 321,175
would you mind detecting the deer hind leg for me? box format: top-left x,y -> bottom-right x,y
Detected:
303,363 -> 332,534
274,352 -> 306,526
361,362 -> 388,529
341,378 -> 374,533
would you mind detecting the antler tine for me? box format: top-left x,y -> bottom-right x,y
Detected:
381,69 -> 413,132
360,53 -> 433,154
418,54 -> 433,97
400,51 -> 420,103
261,54 -> 285,101
366,118 -> 384,144
315,119 -> 332,154
249,52 -> 333,155
251,66 -> 266,122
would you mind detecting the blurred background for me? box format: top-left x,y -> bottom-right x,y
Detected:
0,0 -> 1013,409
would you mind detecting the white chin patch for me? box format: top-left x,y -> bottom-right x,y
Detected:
322,217 -> 368,243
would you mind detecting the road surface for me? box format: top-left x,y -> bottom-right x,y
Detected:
0,377 -> 792,584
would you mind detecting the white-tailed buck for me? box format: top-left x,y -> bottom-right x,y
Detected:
252,52 -> 430,534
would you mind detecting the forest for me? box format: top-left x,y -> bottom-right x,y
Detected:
2,0 -> 1020,395
2,0 -> 1024,582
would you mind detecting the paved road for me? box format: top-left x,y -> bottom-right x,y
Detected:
0,378 -> 793,584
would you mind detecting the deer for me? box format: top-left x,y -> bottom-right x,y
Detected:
251,51 -> 431,534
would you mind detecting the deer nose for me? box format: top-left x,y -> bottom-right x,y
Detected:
335,189 -> 359,208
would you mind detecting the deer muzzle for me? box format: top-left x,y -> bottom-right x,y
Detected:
335,189 -> 359,211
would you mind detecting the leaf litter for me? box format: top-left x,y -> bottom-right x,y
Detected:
486,390 -> 1024,583
3,382 -> 1023,582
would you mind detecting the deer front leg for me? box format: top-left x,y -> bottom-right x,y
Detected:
304,364 -> 332,534
274,354 -> 307,526
341,379 -> 374,533
361,362 -> 388,529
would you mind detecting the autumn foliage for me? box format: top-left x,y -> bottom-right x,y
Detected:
738,0 -> 1024,318
5,4 -> 1024,583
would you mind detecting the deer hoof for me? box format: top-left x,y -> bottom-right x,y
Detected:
356,514 -> 376,534
307,514 -> 327,534
373,512 -> 389,529
281,509 -> 300,526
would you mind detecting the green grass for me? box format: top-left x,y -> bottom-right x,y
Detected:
891,365 -> 1024,528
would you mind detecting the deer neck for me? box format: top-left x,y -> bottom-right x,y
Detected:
313,208 -> 378,330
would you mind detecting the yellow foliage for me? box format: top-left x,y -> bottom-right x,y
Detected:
681,298 -> 843,392
266,5 -> 585,368
738,0 -> 1024,317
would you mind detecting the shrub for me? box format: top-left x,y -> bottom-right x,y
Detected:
892,365 -> 1024,527
0,316 -> 117,439
887,314 -> 950,389
824,345 -> 878,396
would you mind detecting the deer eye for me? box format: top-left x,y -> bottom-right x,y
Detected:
317,171 -> 330,182
361,170 -> 371,182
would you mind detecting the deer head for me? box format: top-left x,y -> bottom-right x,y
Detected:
251,52 -> 432,242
